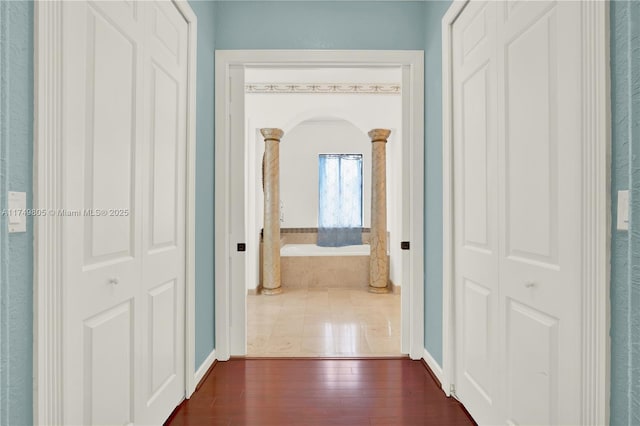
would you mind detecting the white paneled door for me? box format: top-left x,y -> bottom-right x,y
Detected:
453,2 -> 500,423
453,1 -> 581,424
61,1 -> 188,424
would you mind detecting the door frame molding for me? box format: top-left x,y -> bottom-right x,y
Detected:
214,50 -> 425,361
441,1 -> 611,423
33,1 -> 198,424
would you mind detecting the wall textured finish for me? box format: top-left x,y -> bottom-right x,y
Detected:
190,0 -> 217,370
214,1 -> 426,50
0,1 -> 34,425
423,0 -> 451,367
610,1 -> 640,424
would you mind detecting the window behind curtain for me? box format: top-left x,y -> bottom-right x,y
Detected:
317,154 -> 363,247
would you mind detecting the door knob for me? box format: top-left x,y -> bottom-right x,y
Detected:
524,281 -> 536,288
109,278 -> 119,285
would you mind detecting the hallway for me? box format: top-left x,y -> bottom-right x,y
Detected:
0,1 -> 626,424
165,358 -> 475,425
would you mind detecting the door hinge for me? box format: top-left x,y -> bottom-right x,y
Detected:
401,241 -> 410,250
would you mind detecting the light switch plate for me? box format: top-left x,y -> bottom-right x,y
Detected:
617,190 -> 629,231
8,191 -> 26,233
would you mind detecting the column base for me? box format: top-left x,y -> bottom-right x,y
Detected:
368,285 -> 390,294
261,287 -> 283,295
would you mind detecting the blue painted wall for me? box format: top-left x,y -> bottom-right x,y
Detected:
0,1 -> 34,425
190,0 -> 217,371
214,1 -> 426,50
423,0 -> 451,366
610,1 -> 640,424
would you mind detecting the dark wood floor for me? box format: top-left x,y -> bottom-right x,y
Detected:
166,358 -> 476,426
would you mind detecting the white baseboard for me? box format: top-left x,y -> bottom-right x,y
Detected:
194,349 -> 216,388
423,348 -> 445,391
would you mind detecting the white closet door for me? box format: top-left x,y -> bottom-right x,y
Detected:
496,2 -> 581,424
453,2 -> 501,424
137,1 -> 188,424
453,1 -> 583,424
61,2 -> 188,424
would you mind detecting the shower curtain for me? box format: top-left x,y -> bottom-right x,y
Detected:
317,154 -> 363,247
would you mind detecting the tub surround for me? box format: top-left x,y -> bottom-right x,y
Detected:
254,230 -> 396,292
256,228 -> 371,294
282,253 -> 370,289
261,128 -> 284,295
369,129 -> 391,293
279,243 -> 389,290
280,227 -> 371,244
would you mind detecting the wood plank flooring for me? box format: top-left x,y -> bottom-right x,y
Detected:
165,358 -> 476,426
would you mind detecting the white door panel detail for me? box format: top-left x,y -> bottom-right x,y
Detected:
453,1 -> 582,424
62,2 -> 189,424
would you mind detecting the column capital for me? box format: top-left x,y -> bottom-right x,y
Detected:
260,128 -> 284,141
368,128 -> 391,143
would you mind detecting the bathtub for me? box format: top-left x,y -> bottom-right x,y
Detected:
279,243 -> 374,289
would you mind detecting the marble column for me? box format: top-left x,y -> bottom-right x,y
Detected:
368,129 -> 391,293
261,128 -> 284,295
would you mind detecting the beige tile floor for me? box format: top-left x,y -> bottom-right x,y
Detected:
247,287 -> 401,357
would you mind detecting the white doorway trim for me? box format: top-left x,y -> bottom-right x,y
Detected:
215,50 -> 424,361
441,1 -> 611,423
33,1 -> 198,424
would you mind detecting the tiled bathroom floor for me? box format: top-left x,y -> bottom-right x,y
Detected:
247,287 -> 401,357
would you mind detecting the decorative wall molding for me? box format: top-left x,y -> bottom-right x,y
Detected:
245,82 -> 401,95
440,0 -> 468,400
34,2 -> 64,424
579,1 -> 611,425
172,0 -> 199,400
216,50 -> 424,361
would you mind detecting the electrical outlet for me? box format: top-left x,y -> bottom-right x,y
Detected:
8,191 -> 27,233
617,190 -> 630,231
